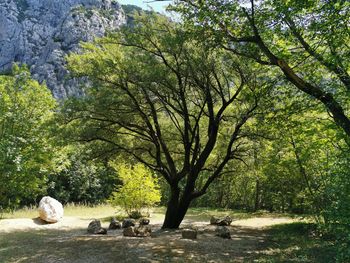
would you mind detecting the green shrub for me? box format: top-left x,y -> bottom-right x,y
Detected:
109,163 -> 161,217
129,210 -> 143,219
322,155 -> 350,262
0,65 -> 56,210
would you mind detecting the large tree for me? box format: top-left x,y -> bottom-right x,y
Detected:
173,0 -> 350,138
0,65 -> 56,210
65,14 -> 266,228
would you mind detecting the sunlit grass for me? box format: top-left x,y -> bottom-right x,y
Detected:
1,204 -> 164,221
1,205 -> 39,219
184,207 -> 307,222
1,204 -> 307,223
1,203 -> 119,220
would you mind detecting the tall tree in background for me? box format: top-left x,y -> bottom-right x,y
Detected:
0,65 -> 56,210
46,145 -> 119,205
174,0 -> 350,138
65,14 -> 267,228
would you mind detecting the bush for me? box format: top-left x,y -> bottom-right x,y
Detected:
129,210 -> 143,219
322,155 -> 350,262
47,147 -> 119,205
0,65 -> 56,211
109,163 -> 161,217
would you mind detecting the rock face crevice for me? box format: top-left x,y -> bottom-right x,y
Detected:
0,0 -> 126,98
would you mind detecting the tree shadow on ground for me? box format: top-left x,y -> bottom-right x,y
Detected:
0,224 -> 271,263
249,222 -> 337,263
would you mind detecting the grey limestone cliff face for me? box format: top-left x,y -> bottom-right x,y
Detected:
0,0 -> 126,98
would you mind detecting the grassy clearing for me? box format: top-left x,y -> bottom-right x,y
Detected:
252,222 -> 337,262
0,205 -> 333,262
1,205 -> 251,226
1,203 -> 118,220
1,204 -> 165,223
183,207 -> 305,222
1,204 -> 304,222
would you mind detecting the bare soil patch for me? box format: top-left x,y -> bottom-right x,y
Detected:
0,215 -> 298,262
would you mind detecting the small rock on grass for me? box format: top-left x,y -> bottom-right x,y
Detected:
109,217 -> 121,230
139,218 -> 150,226
122,218 -> 136,228
123,226 -> 136,237
123,226 -> 152,237
216,226 -> 231,239
210,216 -> 232,226
135,225 -> 152,237
182,228 -> 197,239
96,228 -> 108,235
87,219 -> 107,235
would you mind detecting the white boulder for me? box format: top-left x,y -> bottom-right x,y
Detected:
38,196 -> 64,223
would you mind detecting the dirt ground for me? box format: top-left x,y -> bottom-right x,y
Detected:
0,215 -> 298,262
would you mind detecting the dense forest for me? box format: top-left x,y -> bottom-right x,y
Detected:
0,0 -> 349,261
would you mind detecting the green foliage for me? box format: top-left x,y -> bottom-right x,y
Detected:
321,154 -> 350,262
121,4 -> 143,14
109,163 -> 161,216
0,65 -> 56,211
47,146 -> 119,205
192,163 -> 258,210
65,12 -> 268,228
253,222 -> 336,262
174,0 -> 350,140
121,4 -> 155,25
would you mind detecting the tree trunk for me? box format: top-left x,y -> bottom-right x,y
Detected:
254,180 -> 260,212
253,33 -> 350,138
162,186 -> 192,229
281,194 -> 285,213
217,182 -> 225,208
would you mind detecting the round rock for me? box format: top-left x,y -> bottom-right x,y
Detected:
38,196 -> 64,223
109,217 -> 121,230
216,226 -> 231,239
123,226 -> 136,237
122,218 -> 136,228
87,219 -> 107,235
135,226 -> 152,237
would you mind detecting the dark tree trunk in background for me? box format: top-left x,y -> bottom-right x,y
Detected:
254,180 -> 260,212
217,183 -> 225,208
281,194 -> 285,213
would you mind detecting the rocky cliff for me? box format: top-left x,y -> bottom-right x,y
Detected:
0,0 -> 126,98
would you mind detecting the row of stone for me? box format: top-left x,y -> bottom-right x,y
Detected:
210,216 -> 232,226
87,215 -> 233,239
38,196 -> 233,240
181,216 -> 233,240
87,217 -> 150,236
182,226 -> 231,240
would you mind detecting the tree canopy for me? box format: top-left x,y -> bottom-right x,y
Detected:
0,65 -> 56,210
173,0 -> 350,137
65,13 -> 270,228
